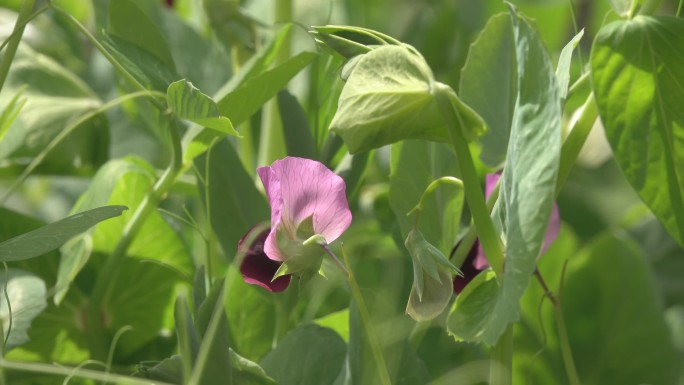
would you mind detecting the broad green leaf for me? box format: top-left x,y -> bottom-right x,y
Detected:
448,7 -> 562,346
203,0 -> 260,51
278,90 -> 315,159
195,140 -> 269,263
591,16 -> 684,247
167,79 -> 237,136
55,157 -> 190,305
217,51 -> 317,126
0,46 -> 109,175
261,324 -> 346,385
389,141 -> 462,257
310,25 -> 400,58
0,206 -> 127,262
0,269 -> 47,350
459,13 -> 516,168
556,29 -> 584,101
108,0 -> 175,69
331,45 -> 486,154
515,231 -> 680,385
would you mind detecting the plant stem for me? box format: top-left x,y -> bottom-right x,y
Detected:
86,122 -> 183,360
0,3 -> 48,54
0,0 -> 35,94
555,303 -> 581,385
489,325 -> 513,385
0,359 -> 174,385
556,93 -> 597,192
433,83 -> 504,276
257,0 -> 292,166
341,246 -> 393,385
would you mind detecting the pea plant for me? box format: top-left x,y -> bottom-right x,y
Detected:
0,0 -> 682,384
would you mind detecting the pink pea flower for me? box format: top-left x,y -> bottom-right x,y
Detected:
240,157 -> 352,290
454,173 -> 560,293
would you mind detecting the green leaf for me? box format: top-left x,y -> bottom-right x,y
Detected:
0,206 -> 127,262
446,270 -> 498,342
195,140 -> 269,263
55,157 -> 191,305
515,231 -> 681,385
0,46 -> 109,175
225,267 -> 276,361
448,7 -> 562,346
331,45 -> 486,154
591,16 -> 684,247
278,90 -> 315,159
459,13 -> 516,168
260,324 -> 346,385
167,79 -> 237,136
108,0 -> 175,70
314,309 -> 349,342
556,29 -> 584,101
0,269 -> 47,350
217,51 -> 317,126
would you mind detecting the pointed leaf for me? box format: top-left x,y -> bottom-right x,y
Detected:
167,79 -> 237,136
591,16 -> 684,247
0,269 -> 47,350
0,206 -> 127,262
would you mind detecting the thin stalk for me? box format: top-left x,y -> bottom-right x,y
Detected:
232,45 -> 256,175
0,0 -> 35,94
556,93 -> 597,192
187,280 -> 227,385
0,359 -> 174,385
567,71 -> 590,97
257,0 -> 292,165
0,4 -> 49,54
86,123 -> 183,360
341,246 -> 393,385
433,83 -> 504,276
555,304 -> 581,385
489,325 -> 513,385
0,91 -> 163,205
678,0 -> 683,17
565,0 -> 585,71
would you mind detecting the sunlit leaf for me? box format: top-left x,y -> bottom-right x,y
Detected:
591,15 -> 684,247
167,79 -> 237,136
0,269 -> 47,350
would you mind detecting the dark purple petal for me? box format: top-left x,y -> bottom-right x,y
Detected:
453,240 -> 481,294
238,226 -> 291,292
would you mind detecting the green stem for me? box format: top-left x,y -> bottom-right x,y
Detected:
187,280 -> 227,385
86,122 -> 183,360
433,83 -> 504,276
257,0 -> 292,165
489,325 -> 513,385
341,246 -> 393,385
0,0 -> 35,94
677,0 -> 683,17
0,4 -> 48,54
0,91 -> 163,205
556,93 -> 597,192
0,359 -> 174,385
555,303 -> 581,385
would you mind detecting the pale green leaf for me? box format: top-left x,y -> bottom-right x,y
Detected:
591,16 -> 684,247
0,269 -> 47,350
556,29 -> 584,100
167,79 -> 237,136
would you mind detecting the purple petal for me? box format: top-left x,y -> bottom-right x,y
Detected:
453,240 -> 481,294
238,227 -> 291,292
258,157 -> 352,261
